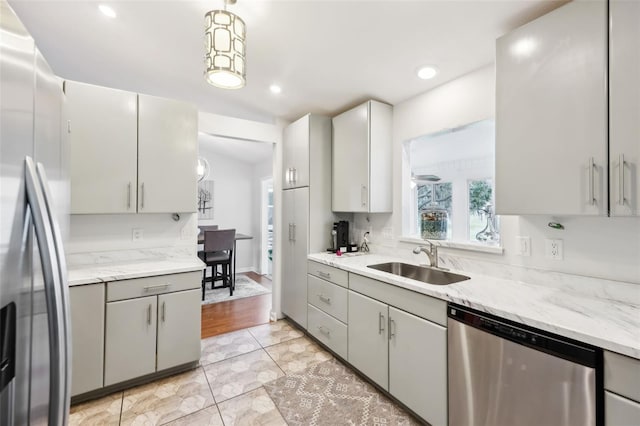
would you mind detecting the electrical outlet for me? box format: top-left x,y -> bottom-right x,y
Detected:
132,228 -> 144,242
516,236 -> 531,256
545,239 -> 563,260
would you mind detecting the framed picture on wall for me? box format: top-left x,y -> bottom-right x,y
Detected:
198,180 -> 214,220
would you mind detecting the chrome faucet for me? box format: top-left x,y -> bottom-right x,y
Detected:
413,241 -> 440,269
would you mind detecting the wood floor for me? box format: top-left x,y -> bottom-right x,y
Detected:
201,271 -> 272,339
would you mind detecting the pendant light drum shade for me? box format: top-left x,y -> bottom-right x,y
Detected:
204,9 -> 246,89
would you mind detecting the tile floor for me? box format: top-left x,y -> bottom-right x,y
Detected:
69,320 -> 419,426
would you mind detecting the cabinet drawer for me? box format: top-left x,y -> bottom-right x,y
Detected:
307,261 -> 348,288
308,304 -> 348,360
307,275 -> 348,323
107,271 -> 201,302
606,391 -> 640,426
349,273 -> 447,326
605,351 -> 640,402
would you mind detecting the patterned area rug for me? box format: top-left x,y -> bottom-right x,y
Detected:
202,275 -> 271,305
264,358 -> 421,426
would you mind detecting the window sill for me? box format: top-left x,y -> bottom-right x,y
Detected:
398,236 -> 504,255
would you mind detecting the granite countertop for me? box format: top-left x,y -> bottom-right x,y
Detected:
308,252 -> 640,359
67,258 -> 205,287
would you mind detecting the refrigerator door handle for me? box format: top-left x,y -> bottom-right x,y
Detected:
35,161 -> 71,426
24,157 -> 67,426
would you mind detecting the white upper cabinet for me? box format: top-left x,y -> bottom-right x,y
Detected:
496,1 -> 608,215
138,94 -> 198,213
332,100 -> 392,213
66,81 -> 198,214
282,114 -> 310,189
609,0 -> 640,216
66,81 -> 138,214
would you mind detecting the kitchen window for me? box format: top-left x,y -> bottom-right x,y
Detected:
403,119 -> 500,248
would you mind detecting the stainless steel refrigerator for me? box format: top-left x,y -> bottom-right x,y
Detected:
0,1 -> 71,425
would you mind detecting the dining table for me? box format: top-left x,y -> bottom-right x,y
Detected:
197,230 -> 253,286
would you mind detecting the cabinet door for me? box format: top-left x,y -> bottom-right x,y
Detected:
389,307 -> 447,426
348,291 -> 388,390
495,1 -> 608,215
104,296 -> 157,386
138,94 -> 198,213
332,103 -> 370,212
65,81 -> 137,214
69,284 -> 105,396
157,289 -> 201,371
605,391 -> 640,426
283,115 -> 309,189
281,188 -> 308,329
610,0 -> 640,216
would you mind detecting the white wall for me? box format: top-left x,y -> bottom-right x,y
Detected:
198,145 -> 256,271
355,64 -> 640,284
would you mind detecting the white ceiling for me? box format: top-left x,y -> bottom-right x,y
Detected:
10,0 -> 565,124
199,132 -> 273,164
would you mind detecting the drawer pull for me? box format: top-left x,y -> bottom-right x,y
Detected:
318,294 -> 331,304
143,284 -> 169,292
317,271 -> 331,279
318,326 -> 331,337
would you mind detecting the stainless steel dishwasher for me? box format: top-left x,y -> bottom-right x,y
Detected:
448,304 -> 603,426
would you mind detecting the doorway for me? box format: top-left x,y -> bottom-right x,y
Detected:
261,178 -> 273,277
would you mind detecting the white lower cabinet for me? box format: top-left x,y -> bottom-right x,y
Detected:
157,289 -> 201,370
307,304 -> 348,360
605,391 -> 640,426
389,307 -> 447,426
70,283 -> 105,396
348,290 -> 389,390
347,277 -> 447,426
105,296 -> 158,386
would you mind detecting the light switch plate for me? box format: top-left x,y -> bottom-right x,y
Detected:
516,236 -> 531,256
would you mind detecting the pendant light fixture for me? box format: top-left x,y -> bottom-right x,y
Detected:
204,0 -> 246,89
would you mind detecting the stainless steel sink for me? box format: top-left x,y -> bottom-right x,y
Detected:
367,262 -> 470,285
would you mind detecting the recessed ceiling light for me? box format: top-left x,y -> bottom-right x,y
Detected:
269,84 -> 282,94
417,66 -> 438,80
98,4 -> 117,18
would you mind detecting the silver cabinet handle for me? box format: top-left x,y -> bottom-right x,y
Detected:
25,157 -> 68,426
361,184 -> 367,207
161,301 -> 166,322
141,182 -> 145,209
143,284 -> 169,292
292,223 -> 296,242
389,317 -> 396,340
619,154 -> 626,206
378,312 -> 385,335
293,167 -> 297,184
288,223 -> 292,241
127,182 -> 132,209
317,271 -> 331,279
147,304 -> 152,325
588,157 -> 596,205
318,294 -> 331,304
318,326 -> 331,337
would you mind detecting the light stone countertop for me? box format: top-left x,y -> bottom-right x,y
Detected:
308,252 -> 640,359
67,258 -> 205,287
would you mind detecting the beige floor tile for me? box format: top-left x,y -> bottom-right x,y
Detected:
265,336 -> 333,374
203,349 -> 285,403
120,367 -> 214,426
69,392 -> 123,426
247,319 -> 304,347
162,406 -> 224,426
200,329 -> 261,366
217,387 -> 287,426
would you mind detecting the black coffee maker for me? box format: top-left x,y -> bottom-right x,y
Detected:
330,221 -> 356,253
